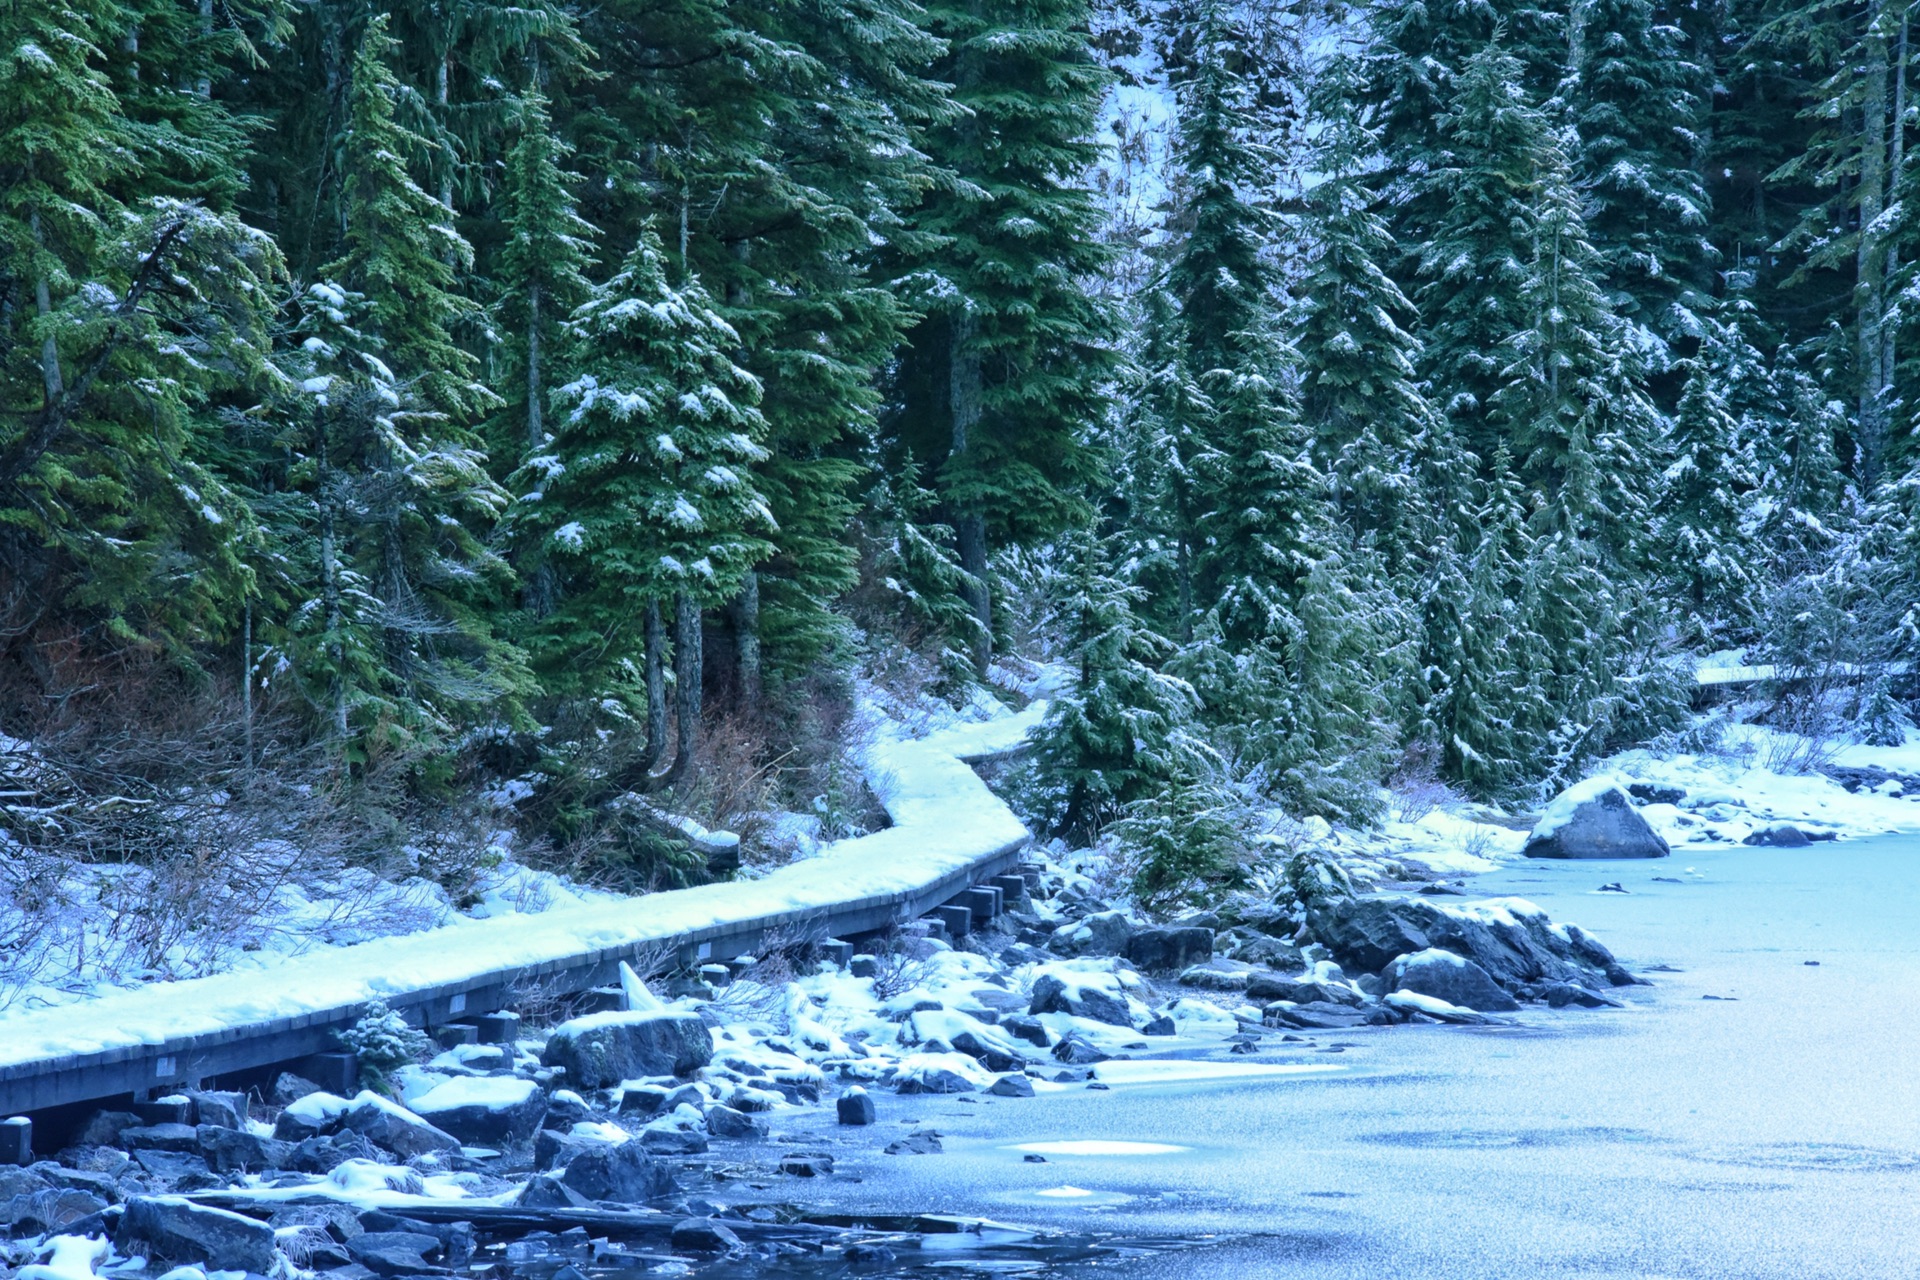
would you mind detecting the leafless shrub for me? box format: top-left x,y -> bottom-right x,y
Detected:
1386,742 -> 1459,823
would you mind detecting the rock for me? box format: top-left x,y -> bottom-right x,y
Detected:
517,1174 -> 593,1209
119,1124 -> 200,1153
1125,927 -> 1214,971
1308,895 -> 1619,992
1542,982 -> 1625,1009
184,1091 -> 248,1130
1051,1033 -> 1110,1065
542,1090 -> 592,1128
849,955 -> 881,978
1744,823 -> 1812,848
131,1148 -> 214,1185
72,1111 -> 140,1148
1028,974 -> 1134,1028
533,1127 -> 613,1171
705,1106 -> 766,1140
409,1075 -> 547,1146
541,1010 -> 714,1089
670,1219 -> 741,1253
883,1128 -> 943,1155
559,1141 -> 678,1203
837,1090 -> 877,1126
346,1231 -> 442,1276
894,1053 -> 989,1094
1245,973 -> 1364,1007
1048,910 -> 1133,957
779,1152 -> 834,1177
197,1126 -> 292,1173
271,1073 -> 324,1106
273,1090 -> 351,1142
1001,1015 -> 1050,1047
1141,1014 -> 1176,1036
639,1124 -> 709,1156
1627,782 -> 1686,806
617,1085 -> 671,1119
116,1196 -> 278,1273
1383,989 -> 1504,1025
1261,1001 -> 1373,1030
989,1073 -> 1035,1098
2,1188 -> 108,1234
949,1030 -> 1021,1073
1524,778 -> 1670,859
1381,949 -> 1521,1013
1178,963 -> 1252,991
341,1093 -> 461,1158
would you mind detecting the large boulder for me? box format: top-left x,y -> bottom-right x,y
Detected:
1382,948 -> 1520,1013
558,1141 -> 678,1204
116,1197 -> 277,1272
1524,778 -> 1670,859
1125,927 -> 1214,972
1048,910 -> 1133,957
542,1011 -> 713,1089
339,1093 -> 460,1158
1028,973 -> 1134,1028
408,1076 -> 546,1146
1308,895 -> 1626,992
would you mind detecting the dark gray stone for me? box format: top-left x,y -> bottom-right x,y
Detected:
949,1030 -> 1020,1073
704,1106 -> 766,1140
558,1142 -> 678,1203
533,1127 -> 610,1171
131,1099 -> 192,1127
617,1085 -> 670,1119
639,1125 -> 709,1156
1049,910 -> 1132,957
414,1079 -> 547,1146
1050,1033 -> 1109,1065
1245,973 -> 1365,1006
341,1098 -> 460,1158
346,1231 -> 442,1276
779,1152 -> 834,1177
1627,782 -> 1686,806
1028,974 -> 1134,1028
1542,982 -> 1626,1008
836,1091 -> 876,1126
849,955 -> 881,978
1125,927 -> 1214,971
1524,781 -> 1671,859
1261,1001 -> 1373,1030
185,1091 -> 248,1130
117,1196 -> 278,1272
988,1073 -> 1035,1097
198,1126 -> 292,1173
120,1124 -> 201,1153
1142,1014 -> 1176,1036
1308,895 -> 1622,992
517,1174 -> 592,1209
73,1111 -> 140,1148
3,1188 -> 107,1234
1744,824 -> 1812,847
1382,949 -> 1520,1012
541,1011 -> 713,1089
476,1011 -> 521,1043
670,1219 -> 742,1252
1001,1015 -> 1050,1047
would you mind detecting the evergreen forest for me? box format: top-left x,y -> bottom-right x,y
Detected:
3,0 -> 1918,905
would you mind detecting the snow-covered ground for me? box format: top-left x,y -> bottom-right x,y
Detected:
0,682 -> 1048,1069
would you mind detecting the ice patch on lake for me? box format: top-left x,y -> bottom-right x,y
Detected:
1090,1059 -> 1347,1086
1010,1139 -> 1189,1156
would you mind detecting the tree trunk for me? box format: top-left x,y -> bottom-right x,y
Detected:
948,311 -> 991,678
317,415 -> 349,745
665,592 -> 703,787
242,598 -> 255,776
1882,8 -> 1908,421
730,570 -> 762,714
28,204 -> 62,405
644,598 -> 668,770
523,284 -> 555,616
1857,13 -> 1892,487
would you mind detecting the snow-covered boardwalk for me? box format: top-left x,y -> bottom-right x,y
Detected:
0,706 -> 1043,1115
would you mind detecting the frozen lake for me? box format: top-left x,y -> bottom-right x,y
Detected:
790,838 -> 1920,1277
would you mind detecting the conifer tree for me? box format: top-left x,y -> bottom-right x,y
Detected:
1655,322 -> 1763,643
890,0 -> 1116,676
1025,528 -> 1201,841
1294,49 -> 1439,569
520,228 -> 774,773
867,459 -> 983,696
1568,0 -> 1715,366
495,88 -> 597,613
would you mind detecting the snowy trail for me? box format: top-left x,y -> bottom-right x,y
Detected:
0,701 -> 1045,1089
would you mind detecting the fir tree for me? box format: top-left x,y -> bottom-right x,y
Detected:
1294,48 -> 1440,570
890,0 -> 1116,675
494,87 -> 597,613
1568,0 -> 1715,367
867,459 -> 983,696
1655,322 -> 1763,644
520,228 -> 774,771
1025,527 -> 1202,841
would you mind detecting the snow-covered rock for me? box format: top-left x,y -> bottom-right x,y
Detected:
408,1075 -> 546,1145
541,1009 -> 713,1088
1524,778 -> 1671,859
1382,948 -> 1520,1013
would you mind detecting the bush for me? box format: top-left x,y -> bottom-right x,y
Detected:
339,997 -> 430,1079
